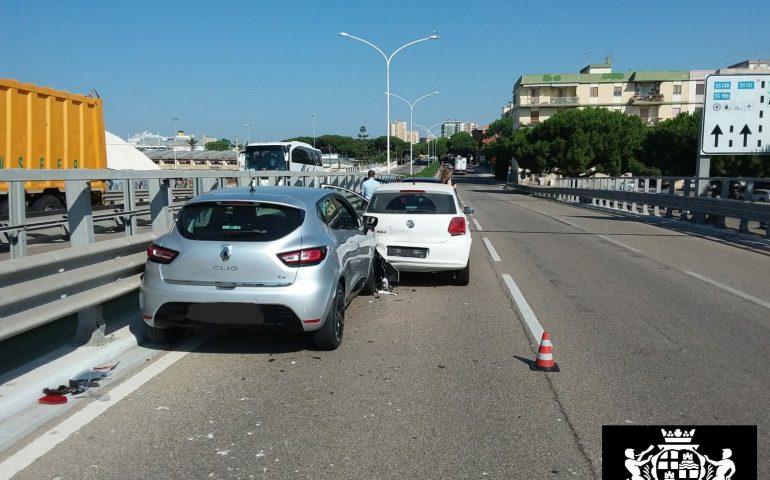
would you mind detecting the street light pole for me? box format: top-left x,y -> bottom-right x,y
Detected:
339,31 -> 439,174
245,123 -> 252,144
311,114 -> 316,147
171,117 -> 179,162
388,91 -> 439,177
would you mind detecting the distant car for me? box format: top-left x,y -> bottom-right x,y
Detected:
738,189 -> 770,202
364,182 -> 474,285
465,164 -> 475,174
140,186 -> 378,350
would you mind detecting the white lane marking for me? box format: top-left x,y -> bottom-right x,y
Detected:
685,271 -> 770,310
472,218 -> 483,231
596,234 -> 643,254
502,273 -> 544,342
0,333 -> 211,480
483,237 -> 501,262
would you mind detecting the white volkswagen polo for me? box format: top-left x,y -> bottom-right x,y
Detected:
364,182 -> 474,285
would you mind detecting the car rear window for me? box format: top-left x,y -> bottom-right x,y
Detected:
367,192 -> 457,214
177,202 -> 303,241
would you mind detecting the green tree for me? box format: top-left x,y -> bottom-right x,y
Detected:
205,138 -> 233,151
485,117 -> 513,140
447,132 -> 477,157
511,108 -> 648,176
640,112 -> 698,176
186,137 -> 198,151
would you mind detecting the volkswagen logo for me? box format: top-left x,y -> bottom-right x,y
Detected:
406,220 -> 415,229
220,245 -> 233,262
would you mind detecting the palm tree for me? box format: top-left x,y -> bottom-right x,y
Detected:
186,136 -> 198,151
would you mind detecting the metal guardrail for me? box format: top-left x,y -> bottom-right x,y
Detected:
0,233 -> 154,341
0,168 -> 401,346
511,175 -> 770,238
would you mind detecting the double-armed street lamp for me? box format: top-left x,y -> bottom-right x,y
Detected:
388,91 -> 439,176
338,31 -> 439,174
414,122 -> 442,163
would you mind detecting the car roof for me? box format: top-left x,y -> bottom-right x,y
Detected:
187,186 -> 333,210
374,182 -> 455,193
398,177 -> 441,183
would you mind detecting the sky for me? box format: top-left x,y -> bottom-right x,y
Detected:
2,0 -> 768,143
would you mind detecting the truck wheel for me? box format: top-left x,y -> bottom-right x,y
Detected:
31,194 -> 65,212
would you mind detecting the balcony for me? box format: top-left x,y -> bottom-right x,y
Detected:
630,93 -> 664,104
549,96 -> 579,105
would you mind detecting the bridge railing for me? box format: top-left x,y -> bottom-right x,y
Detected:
0,168 -> 400,346
510,176 -> 770,238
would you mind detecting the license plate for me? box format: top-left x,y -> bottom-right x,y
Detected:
187,303 -> 264,324
387,246 -> 428,258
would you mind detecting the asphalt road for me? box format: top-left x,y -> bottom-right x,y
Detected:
2,174 -> 768,479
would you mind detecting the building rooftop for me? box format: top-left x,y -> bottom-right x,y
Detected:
515,69 -> 690,89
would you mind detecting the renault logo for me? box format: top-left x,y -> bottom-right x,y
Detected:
220,245 -> 233,262
406,220 -> 415,229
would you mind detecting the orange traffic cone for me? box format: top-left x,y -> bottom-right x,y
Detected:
532,331 -> 559,372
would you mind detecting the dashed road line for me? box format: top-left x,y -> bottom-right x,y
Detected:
685,271 -> 770,310
502,273 -> 544,342
483,237 -> 501,262
472,218 -> 483,231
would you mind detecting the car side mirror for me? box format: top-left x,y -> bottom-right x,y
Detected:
462,206 -> 475,214
363,215 -> 378,233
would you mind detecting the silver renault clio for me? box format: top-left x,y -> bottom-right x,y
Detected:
140,186 -> 378,350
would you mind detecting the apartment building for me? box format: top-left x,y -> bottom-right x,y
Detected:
508,61 -> 705,129
389,120 -> 418,143
441,120 -> 477,137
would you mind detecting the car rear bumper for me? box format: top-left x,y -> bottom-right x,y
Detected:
375,238 -> 471,272
140,265 -> 335,332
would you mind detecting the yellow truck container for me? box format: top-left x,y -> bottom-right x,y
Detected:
0,78 -> 107,214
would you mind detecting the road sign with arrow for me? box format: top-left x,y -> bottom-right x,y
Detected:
701,73 -> 770,155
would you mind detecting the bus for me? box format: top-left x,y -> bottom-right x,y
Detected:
243,141 -> 326,173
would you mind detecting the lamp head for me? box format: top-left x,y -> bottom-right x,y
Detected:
429,32 -> 440,40
339,32 -> 350,37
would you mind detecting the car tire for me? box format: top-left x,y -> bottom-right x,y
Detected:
144,322 -> 184,344
314,282 -> 345,350
455,261 -> 470,286
360,258 -> 377,296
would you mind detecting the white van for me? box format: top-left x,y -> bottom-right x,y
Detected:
454,156 -> 467,175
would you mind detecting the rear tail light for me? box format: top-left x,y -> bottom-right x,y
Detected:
147,243 -> 179,264
448,217 -> 466,236
278,247 -> 327,267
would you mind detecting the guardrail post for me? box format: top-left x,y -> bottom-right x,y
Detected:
654,178 -> 662,216
8,181 -> 27,259
65,180 -> 106,345
65,180 -> 96,246
123,180 -> 138,236
641,179 -> 650,214
665,180 -> 676,218
149,178 -> 173,233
